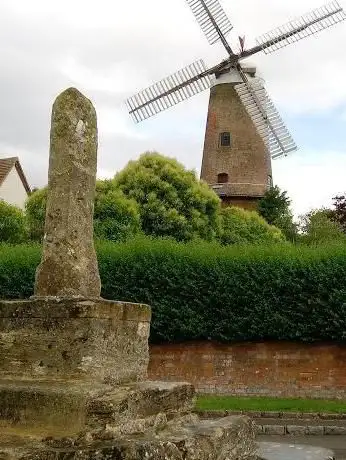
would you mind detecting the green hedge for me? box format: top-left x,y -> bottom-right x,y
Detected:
0,239 -> 346,343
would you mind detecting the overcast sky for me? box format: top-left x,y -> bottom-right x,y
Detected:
0,0 -> 345,216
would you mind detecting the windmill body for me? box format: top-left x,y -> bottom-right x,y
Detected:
201,65 -> 272,209
127,0 -> 345,209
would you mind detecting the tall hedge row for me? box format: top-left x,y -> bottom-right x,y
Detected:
0,240 -> 345,343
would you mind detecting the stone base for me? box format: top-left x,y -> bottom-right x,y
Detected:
0,380 -> 195,439
0,416 -> 257,460
0,297 -> 151,384
0,297 -> 257,459
0,376 -> 257,460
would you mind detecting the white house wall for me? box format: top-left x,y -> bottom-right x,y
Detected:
0,166 -> 28,209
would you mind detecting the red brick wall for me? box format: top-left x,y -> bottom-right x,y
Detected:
148,341 -> 346,399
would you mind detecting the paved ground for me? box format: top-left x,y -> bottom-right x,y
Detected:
259,435 -> 346,459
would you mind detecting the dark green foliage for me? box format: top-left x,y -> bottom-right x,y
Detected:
332,194 -> 346,233
258,186 -> 298,241
1,240 -> 345,343
258,186 -> 291,225
0,201 -> 27,243
0,244 -> 40,298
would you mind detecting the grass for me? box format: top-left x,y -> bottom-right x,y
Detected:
196,395 -> 346,414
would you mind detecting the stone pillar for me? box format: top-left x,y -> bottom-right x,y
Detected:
34,88 -> 101,298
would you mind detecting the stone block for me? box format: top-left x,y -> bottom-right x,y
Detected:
0,380 -> 91,437
262,424 -> 285,435
0,297 -> 151,384
87,381 -> 196,426
256,423 -> 264,434
324,425 -> 346,435
305,425 -> 324,435
286,425 -> 306,436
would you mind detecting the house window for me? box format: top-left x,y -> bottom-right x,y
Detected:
217,173 -> 229,184
219,132 -> 231,147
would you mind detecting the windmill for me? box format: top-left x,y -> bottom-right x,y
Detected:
126,0 -> 345,209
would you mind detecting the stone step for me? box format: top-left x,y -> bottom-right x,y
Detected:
87,380 -> 195,426
0,379 -> 92,438
0,379 -> 195,438
0,415 -> 257,460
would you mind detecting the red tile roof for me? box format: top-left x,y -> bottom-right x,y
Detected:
0,157 -> 31,194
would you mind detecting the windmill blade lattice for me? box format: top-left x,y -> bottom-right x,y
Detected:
186,0 -> 233,46
235,80 -> 297,159
126,60 -> 213,123
256,1 -> 346,54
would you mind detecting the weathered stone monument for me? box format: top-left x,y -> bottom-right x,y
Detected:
0,88 -> 257,459
35,88 -> 101,298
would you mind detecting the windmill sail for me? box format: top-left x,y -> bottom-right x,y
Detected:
185,0 -> 233,47
235,79 -> 297,159
126,60 -> 213,123
255,1 -> 346,54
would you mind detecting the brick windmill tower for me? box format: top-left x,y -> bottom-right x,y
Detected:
201,63 -> 272,210
126,0 -> 345,209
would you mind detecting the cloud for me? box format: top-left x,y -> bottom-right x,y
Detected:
273,149 -> 346,217
0,0 -> 345,214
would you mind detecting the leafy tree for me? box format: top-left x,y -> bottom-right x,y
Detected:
0,200 -> 27,243
258,186 -> 297,241
218,206 -> 284,245
94,182 -> 141,242
273,211 -> 299,242
299,208 -> 345,245
25,181 -> 141,242
258,186 -> 291,225
331,194 -> 346,233
114,152 -> 221,242
25,187 -> 47,240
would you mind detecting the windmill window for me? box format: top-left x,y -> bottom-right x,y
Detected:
267,175 -> 273,187
219,132 -> 231,147
217,173 -> 229,184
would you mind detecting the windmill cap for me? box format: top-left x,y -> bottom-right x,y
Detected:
213,64 -> 259,86
240,62 -> 257,75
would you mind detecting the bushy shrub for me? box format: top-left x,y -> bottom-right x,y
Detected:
0,200 -> 27,243
299,209 -> 346,245
0,239 -> 345,343
25,181 -> 141,242
0,243 -> 40,298
114,152 -> 221,242
94,182 -> 141,242
25,187 -> 46,240
218,207 -> 283,245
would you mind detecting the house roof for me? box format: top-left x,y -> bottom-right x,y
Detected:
0,157 -> 31,194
